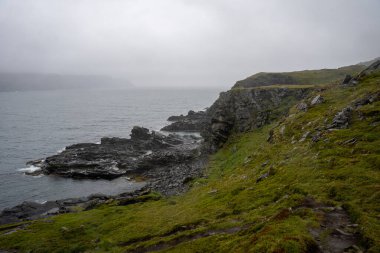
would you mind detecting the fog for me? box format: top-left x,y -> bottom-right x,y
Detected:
0,0 -> 379,88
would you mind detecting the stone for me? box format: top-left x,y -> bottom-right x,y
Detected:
267,129 -> 274,143
310,95 -> 324,106
130,126 -> 150,140
341,74 -> 352,85
328,107 -> 353,129
256,172 -> 269,183
299,131 -> 311,142
162,110 -> 208,132
296,102 -> 308,112
312,131 -> 322,142
201,87 -> 311,152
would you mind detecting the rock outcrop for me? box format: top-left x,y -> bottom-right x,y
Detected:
342,60 -> 380,86
27,126 -> 205,195
161,110 -> 208,132
202,87 -> 311,151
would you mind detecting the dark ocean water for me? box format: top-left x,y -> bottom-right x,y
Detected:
0,88 -> 219,210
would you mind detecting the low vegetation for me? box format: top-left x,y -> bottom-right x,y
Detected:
233,65 -> 364,88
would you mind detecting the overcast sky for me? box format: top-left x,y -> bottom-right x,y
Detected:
0,0 -> 379,88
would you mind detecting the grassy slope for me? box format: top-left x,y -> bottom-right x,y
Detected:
233,65 -> 364,88
0,74 -> 379,253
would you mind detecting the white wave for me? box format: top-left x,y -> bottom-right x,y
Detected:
57,147 -> 66,154
18,165 -> 42,173
34,200 -> 47,204
110,164 -> 119,171
95,141 -> 101,144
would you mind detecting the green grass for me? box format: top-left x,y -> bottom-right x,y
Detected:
0,74 -> 379,253
233,65 -> 364,88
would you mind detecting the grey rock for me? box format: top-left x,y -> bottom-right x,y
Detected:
296,102 -> 308,112
310,95 -> 324,106
328,107 -> 353,129
161,110 -> 208,132
299,131 -> 311,142
341,74 -> 352,85
202,88 -> 311,151
312,131 -> 322,142
343,60 -> 380,86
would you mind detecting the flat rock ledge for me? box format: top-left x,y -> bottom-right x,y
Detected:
1,126 -> 208,225
25,126 -> 206,196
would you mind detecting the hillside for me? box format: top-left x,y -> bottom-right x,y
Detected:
233,65 -> 364,89
0,62 -> 379,252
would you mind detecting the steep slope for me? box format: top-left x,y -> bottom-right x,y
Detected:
0,63 -> 379,253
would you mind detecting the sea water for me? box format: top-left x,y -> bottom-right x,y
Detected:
0,88 -> 219,210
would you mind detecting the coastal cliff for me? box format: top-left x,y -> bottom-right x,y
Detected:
1,60 -> 379,252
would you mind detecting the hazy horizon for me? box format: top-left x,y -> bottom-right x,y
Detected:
1,0 -> 380,88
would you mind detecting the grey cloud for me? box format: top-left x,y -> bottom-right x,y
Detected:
0,0 -> 379,88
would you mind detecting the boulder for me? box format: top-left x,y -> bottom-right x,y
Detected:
328,107 -> 353,129
162,110 -> 208,132
297,102 -> 308,112
311,95 -> 324,106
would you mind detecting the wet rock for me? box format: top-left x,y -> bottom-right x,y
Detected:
310,94 -> 324,106
161,110 -> 208,132
130,126 -> 151,140
29,126 -> 201,181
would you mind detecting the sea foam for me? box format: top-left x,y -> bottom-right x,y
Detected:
18,165 -> 42,173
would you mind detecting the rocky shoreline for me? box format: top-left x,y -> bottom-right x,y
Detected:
0,126 -> 207,225
0,77 -> 317,225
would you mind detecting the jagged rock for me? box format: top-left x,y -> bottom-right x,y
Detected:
202,88 -> 311,151
342,75 -> 353,85
24,126 -> 205,197
161,110 -> 208,132
343,60 -> 380,86
328,107 -> 353,129
310,95 -> 324,106
353,91 -> 380,108
130,126 -> 151,140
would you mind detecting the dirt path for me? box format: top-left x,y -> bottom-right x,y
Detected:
302,198 -> 363,253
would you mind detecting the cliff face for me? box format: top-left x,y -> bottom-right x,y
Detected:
202,87 -> 311,151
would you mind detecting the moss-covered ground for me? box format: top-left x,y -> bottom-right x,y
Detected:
0,73 -> 379,253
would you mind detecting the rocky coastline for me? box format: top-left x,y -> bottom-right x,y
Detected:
0,126 -> 207,225
6,62 -> 363,225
